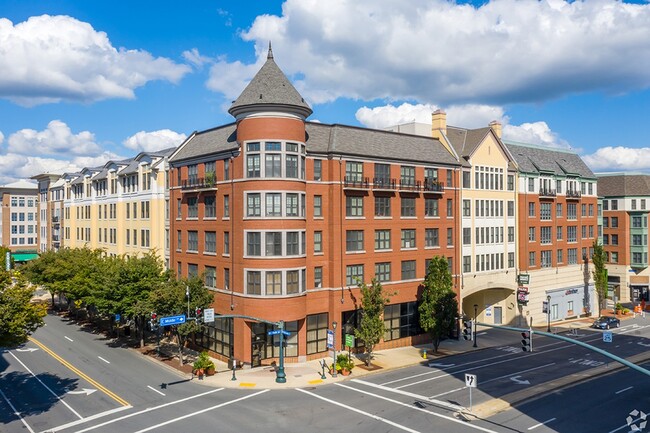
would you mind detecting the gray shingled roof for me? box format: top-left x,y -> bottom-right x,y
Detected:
598,174 -> 650,197
169,124 -> 239,163
505,141 -> 595,179
228,46 -> 312,119
446,126 -> 490,158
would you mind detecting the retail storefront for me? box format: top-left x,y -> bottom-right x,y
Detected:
546,284 -> 594,321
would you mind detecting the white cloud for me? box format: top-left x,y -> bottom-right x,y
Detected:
583,146 -> 650,171
209,0 -> 650,106
0,15 -> 191,106
7,120 -> 102,157
503,122 -> 570,149
182,48 -> 212,69
206,58 -> 263,102
123,129 -> 187,152
0,130 -> 4,144
356,102 -> 507,130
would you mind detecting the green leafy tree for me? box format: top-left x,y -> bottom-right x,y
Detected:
592,240 -> 608,313
419,256 -> 458,353
0,270 -> 47,346
149,275 -> 213,366
354,278 -> 391,367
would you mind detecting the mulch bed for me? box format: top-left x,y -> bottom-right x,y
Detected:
136,346 -> 195,375
356,363 -> 383,371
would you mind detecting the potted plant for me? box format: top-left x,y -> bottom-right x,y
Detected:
615,302 -> 623,315
193,351 -> 214,378
204,171 -> 216,187
336,354 -> 354,376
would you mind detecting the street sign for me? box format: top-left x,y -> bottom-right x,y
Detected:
465,373 -> 477,388
603,331 -> 613,343
327,329 -> 334,349
518,274 -> 530,285
268,330 -> 291,336
159,315 -> 186,326
204,308 -> 215,323
345,334 -> 355,347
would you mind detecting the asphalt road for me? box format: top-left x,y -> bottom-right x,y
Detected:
1,312 -> 649,433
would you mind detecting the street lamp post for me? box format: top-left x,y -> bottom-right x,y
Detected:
332,321 -> 338,378
473,304 -> 478,348
275,320 -> 287,383
185,285 -> 190,318
547,295 -> 551,332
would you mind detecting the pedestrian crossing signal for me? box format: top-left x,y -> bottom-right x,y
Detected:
462,319 -> 473,341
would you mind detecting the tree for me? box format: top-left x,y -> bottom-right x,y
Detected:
419,256 -> 458,353
592,240 -> 608,314
354,278 -> 391,367
0,270 -> 47,346
149,275 -> 213,366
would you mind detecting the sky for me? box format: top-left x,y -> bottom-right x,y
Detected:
1,0 -> 650,185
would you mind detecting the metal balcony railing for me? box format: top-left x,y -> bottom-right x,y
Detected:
181,176 -> 218,191
343,177 -> 370,189
423,178 -> 445,193
372,177 -> 396,190
398,180 -> 421,192
566,189 -> 582,199
539,187 -> 557,198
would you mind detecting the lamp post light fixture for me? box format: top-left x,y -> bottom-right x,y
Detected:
546,295 -> 551,332
473,304 -> 478,348
332,321 -> 338,378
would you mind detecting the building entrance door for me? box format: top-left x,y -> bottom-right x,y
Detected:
494,306 -> 503,325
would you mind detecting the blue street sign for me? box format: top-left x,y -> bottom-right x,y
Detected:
160,315 -> 186,326
327,329 -> 334,349
115,313 -> 121,322
267,330 -> 291,336
281,330 -> 290,336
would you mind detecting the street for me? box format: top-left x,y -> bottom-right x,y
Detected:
1,312 -> 649,433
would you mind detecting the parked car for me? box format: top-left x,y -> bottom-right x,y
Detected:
592,316 -> 620,329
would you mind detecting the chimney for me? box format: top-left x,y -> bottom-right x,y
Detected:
431,109 -> 447,141
489,120 -> 502,139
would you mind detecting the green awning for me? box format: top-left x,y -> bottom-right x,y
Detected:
12,253 -> 39,262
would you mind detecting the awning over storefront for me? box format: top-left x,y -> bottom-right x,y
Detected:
12,252 -> 39,262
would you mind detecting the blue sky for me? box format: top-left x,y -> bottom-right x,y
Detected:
1,0 -> 650,184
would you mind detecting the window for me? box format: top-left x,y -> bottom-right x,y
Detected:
540,203 -> 551,220
313,160 -> 322,181
401,260 -> 416,280
346,265 -> 364,286
556,203 -> 563,218
375,262 -> 391,282
611,252 -> 618,263
447,228 -> 453,246
463,200 -> 471,217
425,228 -> 439,247
346,196 -> 363,217
529,252 -> 536,266
314,231 -> 323,253
187,197 -> 198,218
314,267 -> 323,288
568,248 -> 578,264
557,249 -> 563,264
247,193 -> 261,217
528,202 -> 535,217
223,195 -> 230,218
345,162 -> 363,182
400,166 -> 415,187
265,232 -> 282,256
205,231 -> 216,253
286,154 -> 299,178
611,234 -> 619,245
204,266 -> 216,289
447,199 -> 453,217
188,231 -> 198,252
611,217 -> 619,228
313,195 -> 323,217
401,229 -> 416,249
375,163 -> 391,184
541,250 -> 552,268
247,232 -> 261,256
508,252 -> 515,268
346,230 -> 364,252
384,302 -> 421,341
463,228 -> 471,245
507,175 -> 514,191
401,197 -> 415,217
375,196 -> 391,217
567,203 -> 577,219
528,227 -> 535,242
425,198 -> 439,217
508,226 -> 515,243
204,195 -> 216,218
307,313 -> 328,354
541,226 -> 552,244
265,153 -> 282,178
247,151 -> 261,178
375,230 -> 391,250
557,226 -> 563,240
462,171 -> 470,188
567,226 -> 577,242
224,232 -> 230,255
286,193 -> 299,216
286,232 -> 300,255
188,164 -> 198,185
266,193 -> 282,217
528,178 -> 534,192
265,271 -> 282,295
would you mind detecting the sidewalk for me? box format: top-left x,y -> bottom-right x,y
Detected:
148,316 -> 603,390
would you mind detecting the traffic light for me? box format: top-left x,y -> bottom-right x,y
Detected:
521,330 -> 532,352
195,307 -> 203,322
150,312 -> 158,330
462,319 -> 473,341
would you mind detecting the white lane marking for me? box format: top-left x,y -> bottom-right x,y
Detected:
97,356 -> 110,364
351,379 -> 463,412
477,332 -> 488,336
334,384 -> 500,433
607,410 -> 650,433
297,388 -> 421,433
147,385 -> 165,396
528,418 -> 556,430
64,336 -> 74,342
8,352 -> 83,420
615,386 -> 633,394
71,388 -> 225,433
42,406 -> 131,433
132,389 -> 270,433
429,363 -> 555,399
0,386 -> 36,433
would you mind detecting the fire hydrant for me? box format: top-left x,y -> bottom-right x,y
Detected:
422,349 -> 427,359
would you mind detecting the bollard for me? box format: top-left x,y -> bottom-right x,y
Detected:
231,359 -> 237,381
320,359 -> 327,379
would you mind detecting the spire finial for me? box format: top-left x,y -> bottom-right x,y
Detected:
267,41 -> 274,60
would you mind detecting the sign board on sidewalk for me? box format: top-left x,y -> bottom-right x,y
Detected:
203,308 -> 215,323
465,373 -> 477,388
345,334 -> 355,347
326,329 -> 334,349
603,331 -> 613,343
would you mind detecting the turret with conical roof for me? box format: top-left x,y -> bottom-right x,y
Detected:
228,43 -> 312,120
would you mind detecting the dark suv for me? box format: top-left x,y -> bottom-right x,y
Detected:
592,316 -> 620,329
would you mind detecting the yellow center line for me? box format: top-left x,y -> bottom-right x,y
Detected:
29,337 -> 130,407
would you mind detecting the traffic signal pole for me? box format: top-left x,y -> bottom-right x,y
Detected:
477,322 -> 650,378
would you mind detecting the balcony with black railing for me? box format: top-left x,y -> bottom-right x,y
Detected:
52,215 -> 60,223
344,176 -> 370,189
423,178 -> 445,193
539,187 -> 557,198
566,189 -> 582,199
398,180 -> 421,192
52,234 -> 59,242
181,176 -> 218,192
372,177 -> 397,191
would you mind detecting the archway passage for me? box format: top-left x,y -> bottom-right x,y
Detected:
462,288 -> 517,327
